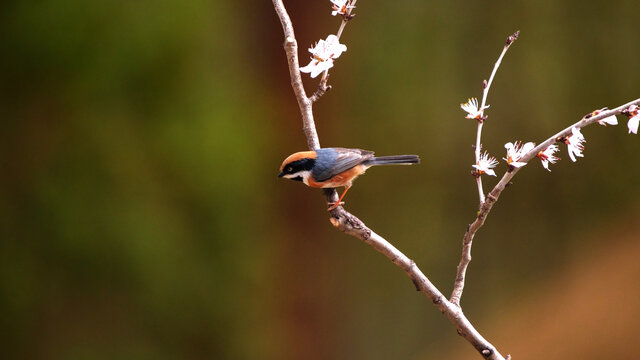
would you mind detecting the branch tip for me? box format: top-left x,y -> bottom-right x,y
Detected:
506,30 -> 520,46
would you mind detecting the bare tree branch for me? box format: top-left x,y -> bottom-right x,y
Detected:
450,97 -> 640,306
272,0 -> 320,150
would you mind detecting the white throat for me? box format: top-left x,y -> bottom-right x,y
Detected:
283,170 -> 312,185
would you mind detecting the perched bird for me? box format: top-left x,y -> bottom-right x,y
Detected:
278,147 -> 420,210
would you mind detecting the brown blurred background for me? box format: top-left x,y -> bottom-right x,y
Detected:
1,0 -> 639,359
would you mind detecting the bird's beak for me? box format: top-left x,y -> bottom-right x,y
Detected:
277,172 -> 285,178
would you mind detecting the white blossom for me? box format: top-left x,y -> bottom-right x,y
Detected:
597,115 -> 618,126
504,141 -> 536,168
472,151 -> 498,176
536,144 -> 560,171
625,105 -> 640,134
460,98 -> 489,120
300,35 -> 347,78
564,127 -> 586,162
330,0 -> 354,16
629,116 -> 640,134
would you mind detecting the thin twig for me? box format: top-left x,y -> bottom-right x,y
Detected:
475,121 -> 486,204
473,31 -> 520,206
272,1 -> 508,359
312,0 -> 359,103
453,32 -> 519,306
450,96 -> 640,306
336,0 -> 357,39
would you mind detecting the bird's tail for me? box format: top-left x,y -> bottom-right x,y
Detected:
364,155 -> 420,166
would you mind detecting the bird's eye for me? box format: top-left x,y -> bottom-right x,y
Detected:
287,166 -> 293,172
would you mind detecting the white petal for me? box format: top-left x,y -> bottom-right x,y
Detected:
598,115 -> 618,126
300,59 -> 334,78
510,161 -> 527,168
299,61 -> 316,74
485,169 -> 496,176
331,0 -> 346,7
521,142 -> 536,153
325,34 -> 339,45
628,116 -> 640,134
571,127 -> 584,140
332,46 -> 347,59
311,62 -> 332,78
567,145 -> 583,162
461,98 -> 482,118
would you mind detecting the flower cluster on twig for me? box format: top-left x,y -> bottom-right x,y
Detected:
330,0 -> 355,17
462,94 -> 638,174
299,0 -> 354,80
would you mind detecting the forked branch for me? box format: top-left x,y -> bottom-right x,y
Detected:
272,0 -> 508,359
273,0 -> 640,358
450,97 -> 640,306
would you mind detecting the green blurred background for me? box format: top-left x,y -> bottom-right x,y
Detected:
1,0 -> 639,359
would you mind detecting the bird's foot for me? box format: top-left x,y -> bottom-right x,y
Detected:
327,201 -> 345,211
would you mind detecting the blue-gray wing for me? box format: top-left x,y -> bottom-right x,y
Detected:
312,148 -> 374,182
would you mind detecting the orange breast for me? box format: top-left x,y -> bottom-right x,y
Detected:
307,164 -> 367,188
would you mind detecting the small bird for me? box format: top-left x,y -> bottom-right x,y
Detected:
278,147 -> 420,210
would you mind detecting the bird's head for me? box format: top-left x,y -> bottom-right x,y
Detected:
278,151 -> 317,183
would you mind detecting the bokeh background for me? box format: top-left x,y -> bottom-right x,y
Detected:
1,0 -> 640,359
